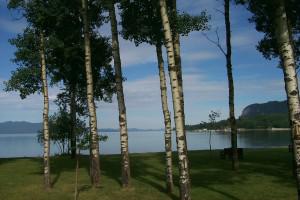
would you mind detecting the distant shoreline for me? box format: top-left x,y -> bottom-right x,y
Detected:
187,128 -> 290,133
0,128 -> 291,134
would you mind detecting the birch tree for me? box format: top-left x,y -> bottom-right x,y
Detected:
6,0 -> 52,189
159,0 -> 190,199
242,0 -> 300,197
107,1 -> 131,187
40,32 -> 51,189
120,0 -> 208,194
81,0 -> 100,186
274,1 -> 300,197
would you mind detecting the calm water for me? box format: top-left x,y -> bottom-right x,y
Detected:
0,131 -> 291,158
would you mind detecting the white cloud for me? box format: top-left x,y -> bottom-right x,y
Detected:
0,81 -> 60,123
183,51 -> 221,61
119,40 -> 156,67
0,18 -> 26,34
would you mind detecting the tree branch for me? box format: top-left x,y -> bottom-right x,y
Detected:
215,8 -> 225,15
202,28 -> 227,56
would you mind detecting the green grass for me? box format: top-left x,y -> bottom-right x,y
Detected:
0,148 -> 297,200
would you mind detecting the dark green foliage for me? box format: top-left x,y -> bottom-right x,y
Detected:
119,0 -> 209,46
5,0 -> 116,161
186,119 -> 229,131
237,114 -> 289,129
241,100 -> 288,118
238,0 -> 300,67
4,28 -> 41,99
175,12 -> 209,36
5,0 -> 116,105
119,0 -> 165,46
186,114 -> 290,130
37,111 -> 86,154
4,66 -> 41,99
37,110 -> 108,154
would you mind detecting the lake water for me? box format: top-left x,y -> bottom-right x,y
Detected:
0,131 -> 291,158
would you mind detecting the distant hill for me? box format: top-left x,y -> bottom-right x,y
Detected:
0,121 -> 42,134
241,100 -> 288,118
100,128 -> 161,132
0,121 -> 161,134
186,100 -> 290,130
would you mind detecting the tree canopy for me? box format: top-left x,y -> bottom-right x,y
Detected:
238,0 -> 300,67
119,0 -> 210,46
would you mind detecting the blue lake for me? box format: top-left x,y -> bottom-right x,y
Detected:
0,130 -> 291,158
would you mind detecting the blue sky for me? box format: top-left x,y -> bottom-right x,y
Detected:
0,0 -> 286,128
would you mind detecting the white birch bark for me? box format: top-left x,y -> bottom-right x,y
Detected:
40,32 -> 51,189
156,44 -> 174,193
82,0 -> 100,186
274,1 -> 300,198
159,0 -> 191,199
108,2 -> 131,187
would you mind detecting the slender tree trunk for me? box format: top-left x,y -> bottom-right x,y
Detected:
108,2 -> 131,188
156,44 -> 174,193
70,87 -> 77,159
40,32 -> 51,189
209,131 -> 212,151
159,1 -> 191,199
224,0 -> 238,170
274,1 -> 300,198
82,0 -> 100,186
171,0 -> 190,181
171,0 -> 185,118
74,149 -> 80,200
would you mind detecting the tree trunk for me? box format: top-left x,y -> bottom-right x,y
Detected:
70,87 -> 77,159
40,32 -> 51,189
159,1 -> 191,199
171,0 -> 185,118
82,0 -> 100,187
108,2 -> 131,188
171,0 -> 190,180
156,44 -> 174,193
224,0 -> 238,170
209,131 -> 212,151
74,149 -> 79,200
274,1 -> 300,198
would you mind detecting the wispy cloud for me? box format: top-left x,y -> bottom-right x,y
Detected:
119,40 -> 156,67
183,51 -> 221,61
0,18 -> 26,34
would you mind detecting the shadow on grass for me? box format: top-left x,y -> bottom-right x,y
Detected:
100,153 -> 179,199
0,148 -> 296,200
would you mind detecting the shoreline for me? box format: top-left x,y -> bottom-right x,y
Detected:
0,147 -> 290,159
187,128 -> 291,133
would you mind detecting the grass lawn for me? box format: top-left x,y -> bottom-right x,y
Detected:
0,148 -> 297,200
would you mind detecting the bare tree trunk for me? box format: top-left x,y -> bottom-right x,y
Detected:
108,2 -> 131,188
40,32 -> 51,189
74,149 -> 80,200
159,0 -> 191,199
171,0 -> 185,118
156,44 -> 174,193
209,131 -> 212,151
82,0 -> 100,187
224,0 -> 238,170
70,87 -> 77,159
274,1 -> 300,198
171,0 -> 191,185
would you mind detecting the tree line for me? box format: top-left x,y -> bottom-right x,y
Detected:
3,0 -> 300,200
186,113 -> 290,130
